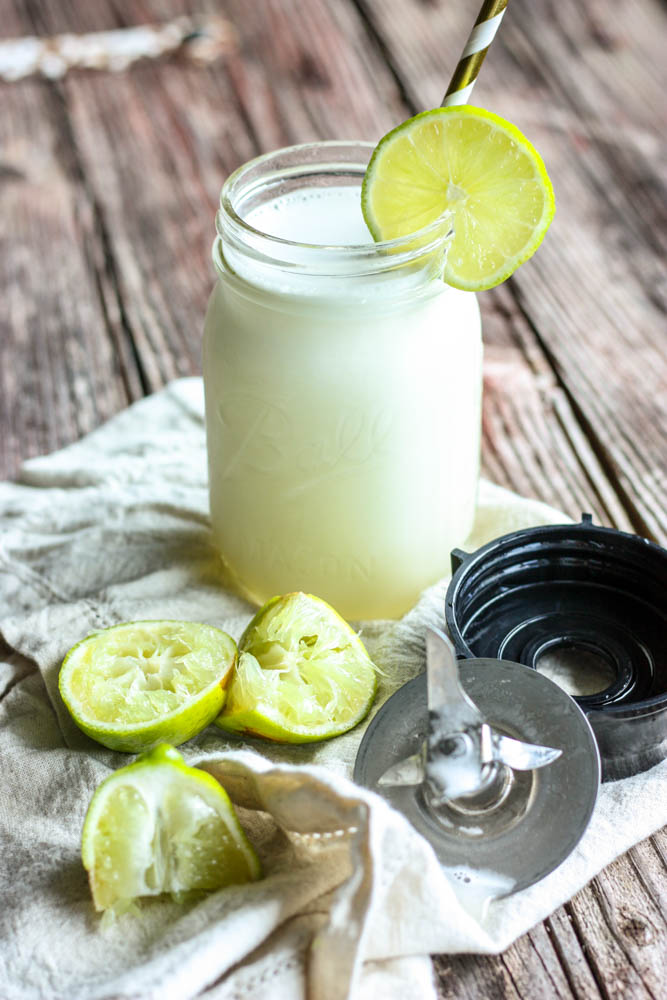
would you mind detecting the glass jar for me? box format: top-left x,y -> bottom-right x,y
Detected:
203,141 -> 482,620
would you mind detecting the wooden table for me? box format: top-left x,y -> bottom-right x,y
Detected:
2,0 -> 665,995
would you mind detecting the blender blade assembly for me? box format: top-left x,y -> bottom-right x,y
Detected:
354,515 -> 665,895
355,628 -> 600,897
378,628 -> 562,803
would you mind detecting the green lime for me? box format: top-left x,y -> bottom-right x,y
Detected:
215,592 -> 377,743
59,620 -> 237,753
362,105 -> 555,290
81,744 -> 261,912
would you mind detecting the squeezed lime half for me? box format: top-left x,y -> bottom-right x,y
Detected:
60,620 -> 237,752
215,592 -> 377,743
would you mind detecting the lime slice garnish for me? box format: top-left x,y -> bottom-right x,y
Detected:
215,593 -> 377,743
362,105 -> 555,291
59,620 -> 237,753
81,744 -> 261,912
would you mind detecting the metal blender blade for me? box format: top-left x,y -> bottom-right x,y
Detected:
354,647 -> 600,898
379,629 -> 561,806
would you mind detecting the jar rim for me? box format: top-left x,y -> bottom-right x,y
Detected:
216,140 -> 452,276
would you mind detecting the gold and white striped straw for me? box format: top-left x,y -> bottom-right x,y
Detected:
442,0 -> 508,106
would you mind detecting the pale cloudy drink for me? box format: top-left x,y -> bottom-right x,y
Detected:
203,142 -> 482,620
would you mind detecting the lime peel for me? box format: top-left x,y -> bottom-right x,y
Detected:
362,105 -> 555,291
82,744 -> 261,913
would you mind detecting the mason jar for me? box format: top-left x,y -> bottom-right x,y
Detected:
203,141 -> 482,620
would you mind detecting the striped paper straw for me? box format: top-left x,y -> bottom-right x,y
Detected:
442,0 -> 508,106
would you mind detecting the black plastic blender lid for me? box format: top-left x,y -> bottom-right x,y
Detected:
445,515 -> 667,780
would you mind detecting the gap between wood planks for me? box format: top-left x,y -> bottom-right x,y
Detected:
49,81 -> 152,401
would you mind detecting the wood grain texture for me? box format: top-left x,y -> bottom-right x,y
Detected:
1,1 -> 665,998
0,77 -> 134,472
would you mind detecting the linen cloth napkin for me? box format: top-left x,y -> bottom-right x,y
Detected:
1,377 -> 665,1000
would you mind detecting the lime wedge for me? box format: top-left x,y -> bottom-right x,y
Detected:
215,593 -> 377,743
81,744 -> 261,912
362,106 -> 555,290
59,620 -> 237,753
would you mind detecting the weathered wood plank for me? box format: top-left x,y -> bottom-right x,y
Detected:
436,923 -> 581,1000
544,909 -> 606,999
434,952 -> 522,999
563,873 -> 663,1000
505,924 -> 578,999
480,285 -> 634,530
628,833 -> 667,926
588,852 -> 667,986
0,77 -> 136,475
5,0 -> 406,401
